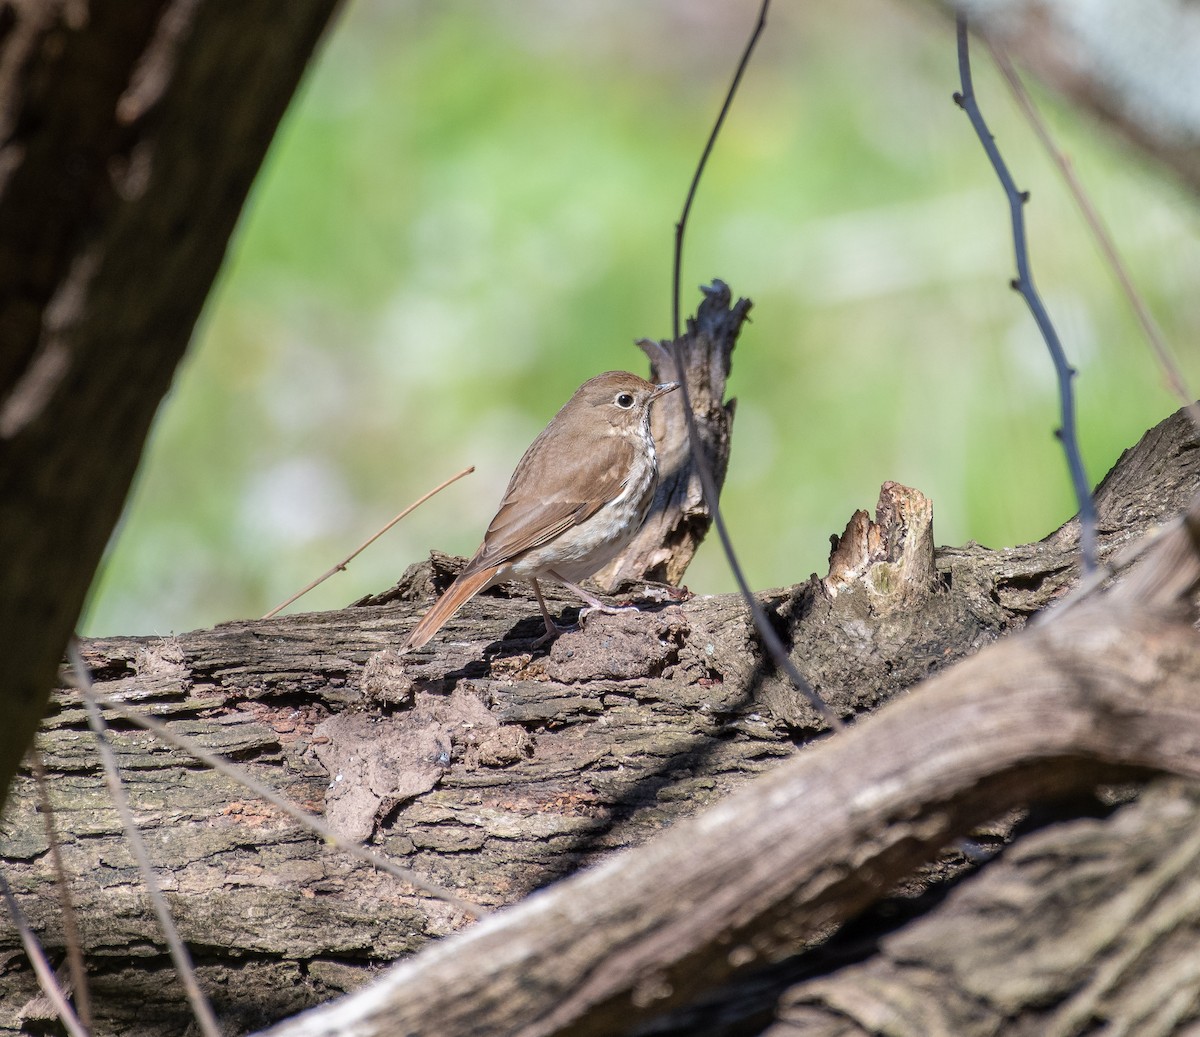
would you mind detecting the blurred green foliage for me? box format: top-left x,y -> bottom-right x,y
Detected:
82,0 -> 1200,636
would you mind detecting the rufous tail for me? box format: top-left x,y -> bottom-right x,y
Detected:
402,566 -> 499,651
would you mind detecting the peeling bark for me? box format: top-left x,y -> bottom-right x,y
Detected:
596,280 -> 747,591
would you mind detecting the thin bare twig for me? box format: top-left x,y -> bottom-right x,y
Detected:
30,751 -> 92,1031
88,689 -> 488,918
954,15 -> 1098,573
671,2 -> 764,340
264,466 -> 476,619
68,641 -> 222,1037
0,867 -> 90,1037
987,41 -> 1200,437
669,0 -> 841,730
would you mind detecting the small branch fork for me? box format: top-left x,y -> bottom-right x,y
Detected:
669,0 -> 842,731
953,14 -> 1098,573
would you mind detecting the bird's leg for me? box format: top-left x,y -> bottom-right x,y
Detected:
530,578 -> 570,647
548,571 -> 639,618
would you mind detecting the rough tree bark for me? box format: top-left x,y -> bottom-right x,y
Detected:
261,552 -> 1200,1037
5,5 -> 1200,1036
0,0 -> 344,811
1,405 -> 1197,1035
594,280 -> 747,591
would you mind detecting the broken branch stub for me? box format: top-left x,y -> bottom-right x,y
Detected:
824,481 -> 937,607
597,280 -> 750,591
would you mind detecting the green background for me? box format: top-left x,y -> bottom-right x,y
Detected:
82,0 -> 1200,637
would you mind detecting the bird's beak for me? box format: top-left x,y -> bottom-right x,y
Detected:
650,381 -> 680,402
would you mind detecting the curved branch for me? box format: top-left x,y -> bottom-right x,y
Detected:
954,15 -> 1097,572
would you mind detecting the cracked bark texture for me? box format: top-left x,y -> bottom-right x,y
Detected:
768,780 -> 1200,1037
1,406 -> 1197,1035
5,5 -> 1200,1033
595,280 -> 746,591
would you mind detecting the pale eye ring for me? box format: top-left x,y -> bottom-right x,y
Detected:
615,392 -> 635,408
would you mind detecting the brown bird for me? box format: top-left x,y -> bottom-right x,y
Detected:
403,371 -> 679,651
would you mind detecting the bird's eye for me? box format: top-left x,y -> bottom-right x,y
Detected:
615,392 -> 635,408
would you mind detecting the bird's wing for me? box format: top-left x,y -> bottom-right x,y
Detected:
464,423 -> 636,575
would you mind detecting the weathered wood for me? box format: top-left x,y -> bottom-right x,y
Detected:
260,584 -> 1200,1037
596,280 -> 747,591
766,779 -> 1200,1037
0,405 -> 1196,1034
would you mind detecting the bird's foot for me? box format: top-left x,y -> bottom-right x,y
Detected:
547,571 -> 640,617
529,578 -> 578,647
530,617 -> 575,648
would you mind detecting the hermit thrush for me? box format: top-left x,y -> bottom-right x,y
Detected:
402,371 -> 679,651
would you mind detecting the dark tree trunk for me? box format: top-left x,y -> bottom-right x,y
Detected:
0,0 -> 343,812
